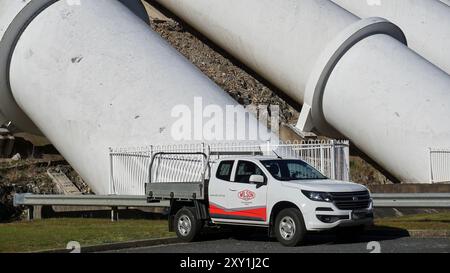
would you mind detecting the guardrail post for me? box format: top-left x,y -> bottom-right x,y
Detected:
32,205 -> 42,220
25,207 -> 32,221
111,206 -> 119,222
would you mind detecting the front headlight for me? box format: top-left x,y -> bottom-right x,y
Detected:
301,190 -> 333,202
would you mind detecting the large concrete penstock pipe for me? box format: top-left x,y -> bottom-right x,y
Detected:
154,0 -> 450,183
0,0 -> 274,194
331,0 -> 450,75
0,0 -> 149,130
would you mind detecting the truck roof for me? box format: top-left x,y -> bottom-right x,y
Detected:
216,156 -> 301,161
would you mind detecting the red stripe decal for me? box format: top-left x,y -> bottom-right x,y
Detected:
209,204 -> 266,221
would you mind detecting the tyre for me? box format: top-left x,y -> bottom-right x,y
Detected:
174,207 -> 202,242
274,208 -> 306,247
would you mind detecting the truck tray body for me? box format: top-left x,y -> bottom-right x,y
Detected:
146,182 -> 205,200
145,150 -> 263,201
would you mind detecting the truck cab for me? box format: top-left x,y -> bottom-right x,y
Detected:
146,154 -> 373,247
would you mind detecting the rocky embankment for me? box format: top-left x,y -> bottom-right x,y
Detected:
0,156 -> 90,221
150,19 -> 300,124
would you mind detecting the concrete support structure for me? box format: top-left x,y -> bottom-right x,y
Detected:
155,0 -> 450,183
1,0 -> 272,194
331,0 -> 450,75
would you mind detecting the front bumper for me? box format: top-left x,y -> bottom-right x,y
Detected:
305,202 -> 374,231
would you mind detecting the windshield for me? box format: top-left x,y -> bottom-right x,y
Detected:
260,160 -> 327,181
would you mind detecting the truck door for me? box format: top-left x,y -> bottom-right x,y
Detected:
210,160 -> 268,223
209,160 -> 235,219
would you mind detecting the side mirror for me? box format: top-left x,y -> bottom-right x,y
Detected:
249,175 -> 266,186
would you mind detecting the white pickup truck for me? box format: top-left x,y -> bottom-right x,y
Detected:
146,152 -> 373,246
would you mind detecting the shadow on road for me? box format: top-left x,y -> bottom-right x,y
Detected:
197,225 -> 410,247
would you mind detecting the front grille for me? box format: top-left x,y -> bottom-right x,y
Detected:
329,190 -> 371,210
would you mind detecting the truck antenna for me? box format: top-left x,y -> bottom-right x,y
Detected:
272,150 -> 283,159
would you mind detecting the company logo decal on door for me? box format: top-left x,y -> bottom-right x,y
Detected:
238,190 -> 255,201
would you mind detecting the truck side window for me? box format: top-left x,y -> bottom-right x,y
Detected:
235,161 -> 265,184
216,160 -> 234,181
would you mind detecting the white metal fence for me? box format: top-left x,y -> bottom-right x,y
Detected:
150,153 -> 208,183
109,140 -> 350,195
429,148 -> 450,183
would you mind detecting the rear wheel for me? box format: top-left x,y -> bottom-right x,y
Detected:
174,207 -> 202,242
274,208 -> 306,247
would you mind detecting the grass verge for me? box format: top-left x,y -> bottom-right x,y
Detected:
0,218 -> 173,253
1,213 -> 449,252
375,212 -> 450,231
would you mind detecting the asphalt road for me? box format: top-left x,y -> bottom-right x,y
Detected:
109,233 -> 450,253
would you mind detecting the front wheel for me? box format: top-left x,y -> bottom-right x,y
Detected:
174,207 -> 202,242
274,208 -> 306,247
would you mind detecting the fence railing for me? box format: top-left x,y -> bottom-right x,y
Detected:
109,140 -> 350,195
429,148 -> 450,183
278,140 -> 350,182
150,152 -> 208,184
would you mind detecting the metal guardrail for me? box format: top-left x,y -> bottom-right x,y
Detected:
13,194 -> 169,207
14,193 -> 450,209
371,193 -> 450,208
